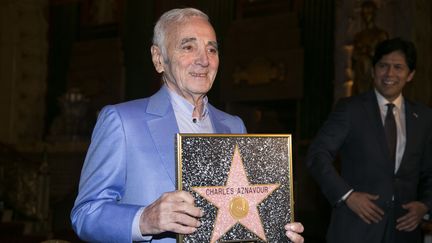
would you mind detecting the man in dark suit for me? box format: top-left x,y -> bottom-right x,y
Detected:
306,37 -> 432,243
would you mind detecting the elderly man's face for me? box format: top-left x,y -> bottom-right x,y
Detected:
152,16 -> 219,104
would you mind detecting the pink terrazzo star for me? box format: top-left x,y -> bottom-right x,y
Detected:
192,145 -> 280,243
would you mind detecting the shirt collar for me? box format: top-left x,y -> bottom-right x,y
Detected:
165,84 -> 209,119
374,89 -> 403,111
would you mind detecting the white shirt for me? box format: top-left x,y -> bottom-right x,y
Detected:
167,87 -> 214,134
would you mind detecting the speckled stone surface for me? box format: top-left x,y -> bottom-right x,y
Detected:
176,135 -> 293,243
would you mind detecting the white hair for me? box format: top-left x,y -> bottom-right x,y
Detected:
152,8 -> 210,59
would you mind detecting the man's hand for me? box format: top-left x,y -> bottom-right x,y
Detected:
285,222 -> 304,243
396,201 -> 428,232
139,191 -> 203,235
345,191 -> 384,224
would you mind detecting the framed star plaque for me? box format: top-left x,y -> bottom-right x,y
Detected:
176,134 -> 294,243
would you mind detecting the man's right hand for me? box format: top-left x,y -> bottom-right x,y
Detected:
345,191 -> 384,224
139,191 -> 203,235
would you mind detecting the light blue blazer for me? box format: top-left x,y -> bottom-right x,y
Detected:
71,86 -> 247,243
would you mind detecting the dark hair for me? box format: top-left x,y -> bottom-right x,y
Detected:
372,37 -> 417,71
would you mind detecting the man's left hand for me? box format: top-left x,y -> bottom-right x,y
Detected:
396,201 -> 428,231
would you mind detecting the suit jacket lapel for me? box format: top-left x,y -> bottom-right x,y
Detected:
146,87 -> 178,185
398,100 -> 417,173
362,91 -> 394,170
145,90 -> 233,185
208,104 -> 231,133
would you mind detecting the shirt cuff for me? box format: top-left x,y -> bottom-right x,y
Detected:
342,189 -> 354,201
335,189 -> 354,207
132,207 -> 153,242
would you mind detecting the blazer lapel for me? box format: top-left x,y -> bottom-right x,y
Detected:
146,87 -> 178,185
397,100 -> 418,174
145,91 -> 233,185
362,91 -> 394,170
208,104 -> 231,133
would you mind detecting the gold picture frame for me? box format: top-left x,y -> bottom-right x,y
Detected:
176,134 -> 294,243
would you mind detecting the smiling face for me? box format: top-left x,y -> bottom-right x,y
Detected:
151,16 -> 219,105
372,50 -> 415,102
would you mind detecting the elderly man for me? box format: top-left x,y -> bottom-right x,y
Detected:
71,8 -> 303,243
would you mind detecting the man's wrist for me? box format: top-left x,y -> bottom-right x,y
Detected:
342,189 -> 354,201
132,207 -> 153,241
336,189 -> 354,207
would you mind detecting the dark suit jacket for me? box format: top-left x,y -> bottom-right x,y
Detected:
306,90 -> 432,243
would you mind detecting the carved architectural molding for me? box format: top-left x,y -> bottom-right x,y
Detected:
0,0 -> 48,144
